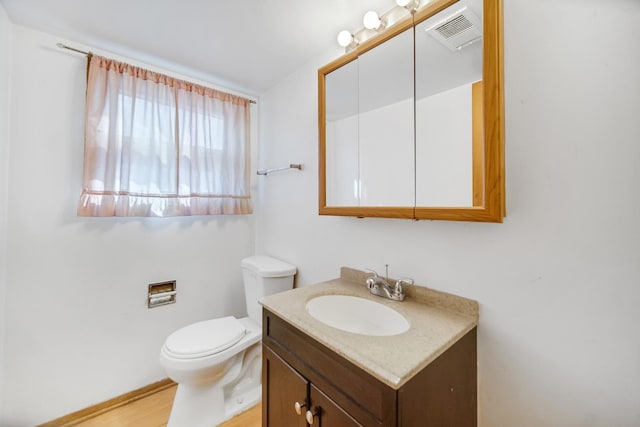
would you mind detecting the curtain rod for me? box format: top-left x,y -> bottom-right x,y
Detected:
56,43 -> 91,56
55,43 -> 257,104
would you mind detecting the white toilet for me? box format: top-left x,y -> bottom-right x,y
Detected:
160,255 -> 296,427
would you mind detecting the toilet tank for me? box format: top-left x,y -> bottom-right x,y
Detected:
241,255 -> 296,325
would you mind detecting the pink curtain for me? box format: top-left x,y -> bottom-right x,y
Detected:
78,55 -> 253,217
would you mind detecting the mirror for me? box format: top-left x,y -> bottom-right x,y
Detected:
358,27 -> 414,207
415,0 -> 483,207
324,27 -> 414,208
325,58 -> 359,206
319,0 -> 504,222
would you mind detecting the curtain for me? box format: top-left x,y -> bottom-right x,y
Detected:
77,55 -> 253,217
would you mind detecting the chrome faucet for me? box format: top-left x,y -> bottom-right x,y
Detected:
364,267 -> 412,302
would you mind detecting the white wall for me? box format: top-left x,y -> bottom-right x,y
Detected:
1,25 -> 255,426
256,0 -> 640,426
0,2 -> 13,418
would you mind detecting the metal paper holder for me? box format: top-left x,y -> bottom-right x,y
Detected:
148,280 -> 176,308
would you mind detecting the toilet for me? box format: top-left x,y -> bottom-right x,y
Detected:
160,255 -> 296,427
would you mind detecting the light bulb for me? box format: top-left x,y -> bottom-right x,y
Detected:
337,30 -> 355,48
363,11 -> 385,30
396,0 -> 420,11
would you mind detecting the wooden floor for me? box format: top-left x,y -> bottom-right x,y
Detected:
72,384 -> 261,427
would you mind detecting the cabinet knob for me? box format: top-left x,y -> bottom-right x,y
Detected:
306,408 -> 319,425
294,401 -> 306,415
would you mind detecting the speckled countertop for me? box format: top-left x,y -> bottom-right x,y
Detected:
260,267 -> 479,390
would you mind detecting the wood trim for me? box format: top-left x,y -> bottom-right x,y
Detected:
38,378 -> 176,427
413,0 -> 460,23
472,80 -> 484,207
413,205 -> 497,222
480,0 -> 506,221
319,206 -> 414,219
318,66 -> 327,212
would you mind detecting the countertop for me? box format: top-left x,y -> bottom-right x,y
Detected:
260,267 -> 479,389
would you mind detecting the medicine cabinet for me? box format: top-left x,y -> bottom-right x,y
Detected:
318,0 -> 504,222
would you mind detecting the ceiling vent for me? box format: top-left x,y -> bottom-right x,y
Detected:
425,6 -> 482,52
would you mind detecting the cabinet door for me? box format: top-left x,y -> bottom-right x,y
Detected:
263,345 -> 308,427
307,384 -> 362,427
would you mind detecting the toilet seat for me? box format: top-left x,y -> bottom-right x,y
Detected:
163,316 -> 247,359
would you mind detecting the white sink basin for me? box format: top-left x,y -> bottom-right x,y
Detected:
305,295 -> 410,336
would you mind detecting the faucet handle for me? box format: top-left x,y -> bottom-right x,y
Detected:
364,269 -> 379,289
394,277 -> 414,293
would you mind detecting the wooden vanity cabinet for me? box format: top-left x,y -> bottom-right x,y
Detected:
263,346 -> 308,427
263,346 -> 361,427
262,309 -> 477,427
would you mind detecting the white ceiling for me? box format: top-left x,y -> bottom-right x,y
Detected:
0,0 -> 396,95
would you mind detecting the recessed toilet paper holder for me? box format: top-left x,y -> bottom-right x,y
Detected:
148,280 -> 176,308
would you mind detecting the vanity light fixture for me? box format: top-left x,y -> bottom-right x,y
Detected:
363,10 -> 386,31
395,0 -> 420,12
338,1 -> 425,50
337,30 -> 359,48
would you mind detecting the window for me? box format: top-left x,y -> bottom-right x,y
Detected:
78,55 -> 252,217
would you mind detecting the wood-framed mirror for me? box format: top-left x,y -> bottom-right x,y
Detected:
318,0 -> 504,222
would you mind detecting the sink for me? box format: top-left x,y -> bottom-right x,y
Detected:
305,295 -> 410,336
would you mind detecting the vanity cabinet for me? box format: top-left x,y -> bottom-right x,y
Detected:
263,346 -> 308,427
262,308 -> 477,427
264,346 -> 361,426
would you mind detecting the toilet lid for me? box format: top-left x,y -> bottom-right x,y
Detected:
164,316 -> 247,359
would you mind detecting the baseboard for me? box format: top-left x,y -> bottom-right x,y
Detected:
38,378 -> 176,427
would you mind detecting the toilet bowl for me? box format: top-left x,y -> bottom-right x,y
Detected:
159,255 -> 296,427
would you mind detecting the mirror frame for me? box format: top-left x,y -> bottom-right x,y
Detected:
318,0 -> 504,222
